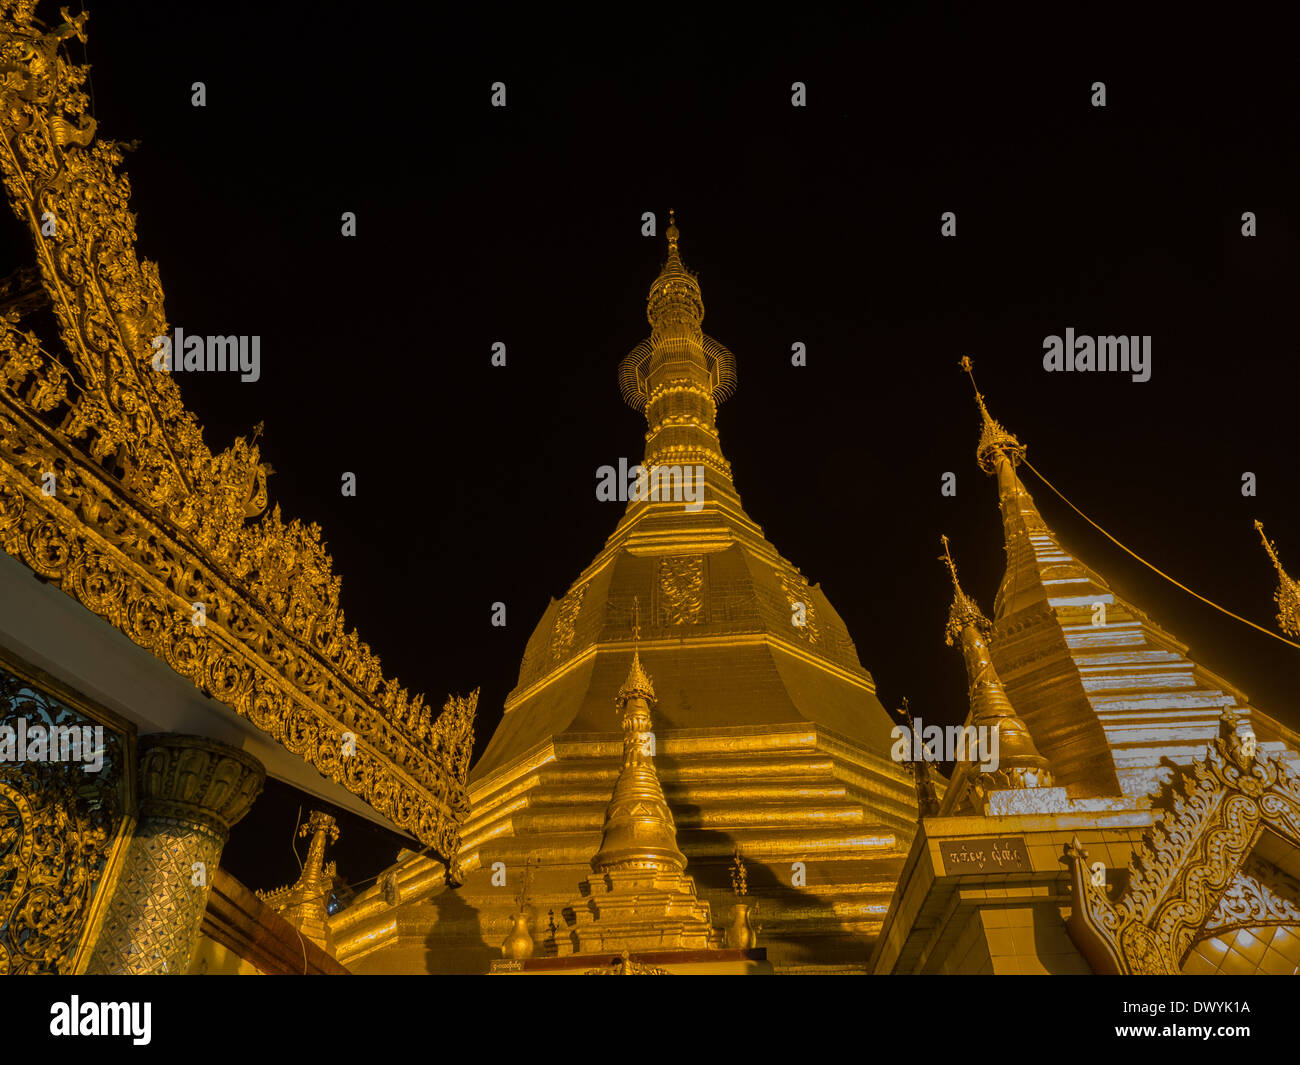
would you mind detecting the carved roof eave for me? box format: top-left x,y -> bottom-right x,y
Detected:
1061,718 -> 1300,974
0,9 -> 473,876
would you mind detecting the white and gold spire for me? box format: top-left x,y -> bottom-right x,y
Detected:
959,358 -> 1299,799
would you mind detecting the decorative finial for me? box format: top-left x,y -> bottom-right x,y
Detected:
959,356 -> 1023,473
1256,521 -> 1300,638
895,695 -> 917,732
617,596 -> 655,704
940,535 -> 988,646
938,537 -> 1054,797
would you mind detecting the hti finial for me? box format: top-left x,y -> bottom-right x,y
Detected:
665,208 -> 680,250
959,355 -> 996,433
959,356 -> 1023,473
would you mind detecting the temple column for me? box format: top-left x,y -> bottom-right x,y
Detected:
86,734 -> 265,975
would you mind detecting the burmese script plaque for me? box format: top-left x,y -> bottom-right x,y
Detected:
939,836 -> 1031,875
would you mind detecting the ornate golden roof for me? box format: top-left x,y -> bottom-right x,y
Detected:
0,9 -> 475,868
1063,705 -> 1300,974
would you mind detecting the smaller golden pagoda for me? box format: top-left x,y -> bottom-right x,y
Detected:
937,536 -> 1056,815
570,602 -> 718,953
257,811 -> 341,952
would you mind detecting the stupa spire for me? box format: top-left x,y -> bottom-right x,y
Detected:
939,535 -> 1054,800
1256,520 -> 1300,638
256,811 -> 340,950
897,697 -> 940,819
590,597 -> 687,874
618,212 -> 736,492
958,356 -> 1096,619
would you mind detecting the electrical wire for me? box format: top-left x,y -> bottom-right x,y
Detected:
1020,456 -> 1300,652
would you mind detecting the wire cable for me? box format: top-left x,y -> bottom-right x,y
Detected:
1020,456 -> 1300,652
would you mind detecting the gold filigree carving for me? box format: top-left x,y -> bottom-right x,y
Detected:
775,566 -> 819,643
0,6 -> 475,866
583,949 -> 672,975
1063,709 -> 1300,974
551,583 -> 587,660
1199,856 -> 1300,942
0,661 -> 129,974
658,554 -> 705,625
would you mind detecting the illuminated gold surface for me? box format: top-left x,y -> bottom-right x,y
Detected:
1063,708 -> 1300,974
564,637 -> 718,954
590,607 -> 686,875
962,363 -> 1300,798
938,536 -> 1053,813
0,8 -> 475,861
333,222 -> 915,972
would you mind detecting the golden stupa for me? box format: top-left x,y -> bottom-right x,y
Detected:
331,215 -> 917,973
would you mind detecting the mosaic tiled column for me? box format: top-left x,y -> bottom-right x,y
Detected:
86,734 -> 264,975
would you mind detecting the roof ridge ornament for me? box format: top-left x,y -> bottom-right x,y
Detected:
0,7 -> 476,872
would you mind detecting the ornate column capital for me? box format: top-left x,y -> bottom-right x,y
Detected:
86,735 -> 264,974
137,733 -> 264,843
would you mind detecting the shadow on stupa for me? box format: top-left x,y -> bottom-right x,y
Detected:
669,806 -> 852,964
423,886 -> 497,975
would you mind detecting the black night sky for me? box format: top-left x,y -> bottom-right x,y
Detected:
9,4 -> 1297,893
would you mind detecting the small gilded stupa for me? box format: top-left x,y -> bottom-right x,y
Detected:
937,536 -> 1058,815
571,601 -> 719,953
257,811 -> 340,952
